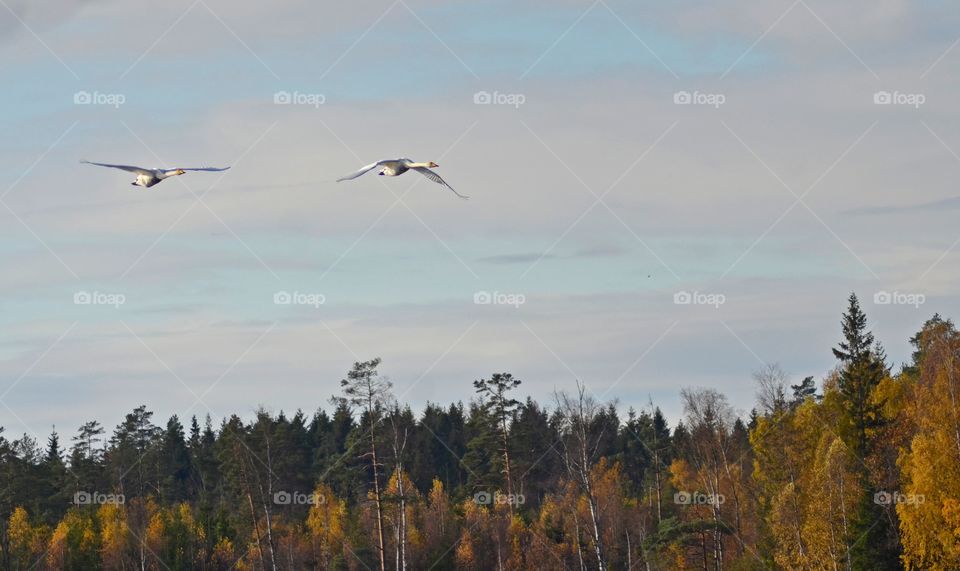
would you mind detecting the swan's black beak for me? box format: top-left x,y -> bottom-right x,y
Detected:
378,172 -> 384,176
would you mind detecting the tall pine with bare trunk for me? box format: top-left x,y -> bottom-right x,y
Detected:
338,358 -> 392,571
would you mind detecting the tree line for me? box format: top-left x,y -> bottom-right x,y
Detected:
1,293 -> 959,569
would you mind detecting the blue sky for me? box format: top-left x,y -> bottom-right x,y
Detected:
1,0 -> 959,438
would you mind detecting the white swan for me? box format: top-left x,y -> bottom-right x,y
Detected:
82,160 -> 230,188
337,158 -> 468,199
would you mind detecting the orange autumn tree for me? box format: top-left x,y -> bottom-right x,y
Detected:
98,502 -> 131,570
754,395 -> 826,570
804,434 -> 863,568
751,368 -> 868,570
420,478 -> 457,567
383,468 -> 421,571
455,496 -> 521,570
306,482 -> 347,568
669,387 -> 755,569
6,506 -> 48,569
897,316 -> 960,569
47,509 -> 99,570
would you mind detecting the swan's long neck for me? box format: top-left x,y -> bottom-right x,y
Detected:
405,162 -> 432,168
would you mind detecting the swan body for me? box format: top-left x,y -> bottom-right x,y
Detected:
337,158 -> 468,199
81,161 -> 230,188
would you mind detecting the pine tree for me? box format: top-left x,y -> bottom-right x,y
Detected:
473,373 -> 522,505
69,420 -> 105,496
789,376 -> 818,406
338,358 -> 392,571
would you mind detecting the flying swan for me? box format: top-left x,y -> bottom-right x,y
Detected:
81,160 -> 230,188
336,158 -> 468,199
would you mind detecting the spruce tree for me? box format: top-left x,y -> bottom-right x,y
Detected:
39,428 -> 68,522
833,293 -> 898,570
159,415 -> 192,503
832,293 -> 885,457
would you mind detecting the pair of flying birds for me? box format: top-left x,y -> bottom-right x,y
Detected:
81,157 -> 467,199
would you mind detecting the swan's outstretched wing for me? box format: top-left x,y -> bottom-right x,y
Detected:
176,166 -> 231,172
81,160 -> 152,175
412,167 -> 469,199
336,160 -> 391,182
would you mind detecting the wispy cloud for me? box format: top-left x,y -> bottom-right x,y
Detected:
842,196 -> 960,216
1,0 -> 959,432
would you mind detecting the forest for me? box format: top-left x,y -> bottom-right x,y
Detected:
1,293 -> 959,570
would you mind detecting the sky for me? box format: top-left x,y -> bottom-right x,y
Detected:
0,0 -> 958,440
